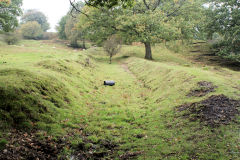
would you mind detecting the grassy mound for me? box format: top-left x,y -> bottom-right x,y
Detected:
123,57 -> 240,159
37,60 -> 74,75
126,57 -> 240,105
0,68 -> 71,129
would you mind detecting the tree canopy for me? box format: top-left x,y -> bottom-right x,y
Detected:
56,1 -> 87,48
21,9 -> 50,32
65,0 -> 240,62
70,0 -> 134,8
56,15 -> 67,40
75,0 -> 204,60
0,0 -> 22,32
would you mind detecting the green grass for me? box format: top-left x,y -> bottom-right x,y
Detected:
0,40 -> 239,159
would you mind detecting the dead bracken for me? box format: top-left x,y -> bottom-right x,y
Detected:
177,95 -> 240,127
187,81 -> 217,97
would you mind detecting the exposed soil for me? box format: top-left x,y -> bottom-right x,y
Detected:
0,130 -> 67,160
187,81 -> 217,97
177,95 -> 240,127
71,138 -> 118,160
0,128 -> 126,160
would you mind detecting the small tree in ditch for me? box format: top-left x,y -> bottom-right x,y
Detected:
103,35 -> 121,64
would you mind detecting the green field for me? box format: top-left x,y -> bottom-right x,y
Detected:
0,40 -> 239,159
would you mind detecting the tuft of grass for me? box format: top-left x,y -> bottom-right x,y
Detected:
0,139 -> 8,151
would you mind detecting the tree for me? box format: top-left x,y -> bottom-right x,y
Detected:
20,21 -> 43,40
57,2 -> 87,48
103,35 -> 122,64
77,7 -> 118,46
21,9 -> 50,31
78,0 -> 203,60
56,15 -> 67,39
65,16 -> 80,48
0,0 -> 22,32
70,0 -> 134,8
205,0 -> 240,62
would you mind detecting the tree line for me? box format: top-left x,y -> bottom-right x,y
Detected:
0,0 -> 53,43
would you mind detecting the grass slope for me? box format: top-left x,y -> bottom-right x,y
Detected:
0,40 -> 239,159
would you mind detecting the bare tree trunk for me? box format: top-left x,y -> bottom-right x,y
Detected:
82,38 -> 86,49
144,42 -> 153,60
109,55 -> 112,64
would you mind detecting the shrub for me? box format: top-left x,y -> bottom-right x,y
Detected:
3,32 -> 20,45
20,21 -> 43,40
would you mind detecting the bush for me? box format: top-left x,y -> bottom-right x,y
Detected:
20,21 -> 43,40
3,32 -> 20,45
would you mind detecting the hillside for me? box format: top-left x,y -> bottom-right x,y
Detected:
0,40 -> 239,159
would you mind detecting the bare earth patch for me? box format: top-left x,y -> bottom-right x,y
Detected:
187,81 -> 217,97
0,129 -> 122,160
0,130 -> 67,160
177,95 -> 240,127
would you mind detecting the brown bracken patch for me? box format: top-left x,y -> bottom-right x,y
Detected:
187,81 -> 217,97
177,95 -> 240,127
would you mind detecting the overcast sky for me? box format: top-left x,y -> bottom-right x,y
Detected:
22,0 -> 71,32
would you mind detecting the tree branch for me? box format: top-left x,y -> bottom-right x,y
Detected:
152,0 -> 161,11
166,0 -> 186,17
143,0 -> 150,9
69,0 -> 90,18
